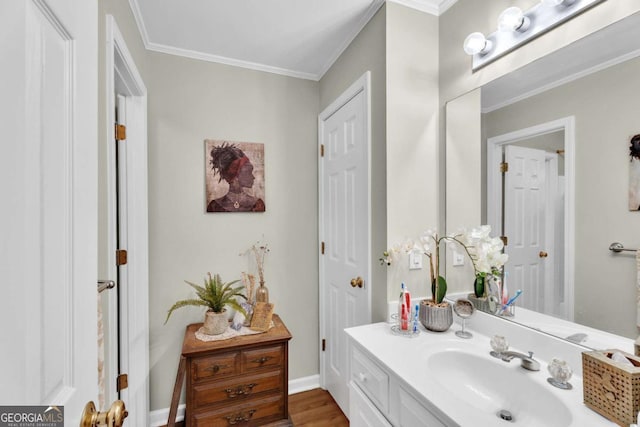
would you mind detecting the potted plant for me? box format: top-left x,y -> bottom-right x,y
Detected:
381,226 -> 508,331
165,273 -> 247,335
417,230 -> 454,332
458,226 -> 509,313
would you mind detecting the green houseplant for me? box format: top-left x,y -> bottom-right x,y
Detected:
165,273 -> 247,335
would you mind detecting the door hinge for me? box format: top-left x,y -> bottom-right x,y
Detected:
500,162 -> 509,173
322,339 -> 326,352
321,241 -> 325,255
116,249 -> 128,266
320,144 -> 325,157
116,373 -> 128,392
500,236 -> 508,246
115,124 -> 126,141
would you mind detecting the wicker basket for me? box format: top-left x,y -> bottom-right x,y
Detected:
582,349 -> 640,426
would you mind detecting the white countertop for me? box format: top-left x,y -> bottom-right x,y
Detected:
346,321 -> 619,427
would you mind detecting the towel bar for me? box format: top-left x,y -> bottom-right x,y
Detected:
98,280 -> 116,293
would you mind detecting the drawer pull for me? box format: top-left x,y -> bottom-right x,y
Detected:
225,383 -> 257,398
224,409 -> 256,425
204,363 -> 230,374
358,373 -> 368,382
251,356 -> 273,365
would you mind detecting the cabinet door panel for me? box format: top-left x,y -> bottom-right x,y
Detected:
398,387 -> 445,427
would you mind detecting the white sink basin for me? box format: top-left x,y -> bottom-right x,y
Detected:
428,350 -> 572,427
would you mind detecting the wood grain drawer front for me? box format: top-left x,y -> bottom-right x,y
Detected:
191,393 -> 285,427
192,369 -> 283,410
242,345 -> 283,372
351,347 -> 389,414
192,352 -> 240,382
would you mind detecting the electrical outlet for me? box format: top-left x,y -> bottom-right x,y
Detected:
409,251 -> 422,270
453,251 -> 465,267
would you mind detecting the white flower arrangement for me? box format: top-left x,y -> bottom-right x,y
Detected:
381,225 -> 508,301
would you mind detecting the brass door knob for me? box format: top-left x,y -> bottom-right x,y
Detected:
350,277 -> 364,288
80,400 -> 128,427
539,251 -> 548,258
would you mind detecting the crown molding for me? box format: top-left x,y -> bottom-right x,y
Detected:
387,0 -> 457,16
146,42 -> 320,81
317,0 -> 385,79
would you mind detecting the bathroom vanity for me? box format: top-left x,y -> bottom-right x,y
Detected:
346,311 -> 631,426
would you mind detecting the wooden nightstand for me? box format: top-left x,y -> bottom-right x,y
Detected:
174,314 -> 292,427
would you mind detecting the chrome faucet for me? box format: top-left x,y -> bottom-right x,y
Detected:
500,351 -> 540,371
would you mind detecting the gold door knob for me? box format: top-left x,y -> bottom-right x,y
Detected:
80,400 -> 128,427
350,277 -> 364,288
539,251 -> 548,258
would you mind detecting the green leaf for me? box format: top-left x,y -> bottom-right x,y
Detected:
431,276 -> 447,304
164,299 -> 209,324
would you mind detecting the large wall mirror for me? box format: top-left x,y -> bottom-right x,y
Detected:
446,11 -> 640,348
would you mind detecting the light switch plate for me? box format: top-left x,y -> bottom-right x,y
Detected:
409,251 -> 422,270
453,251 -> 465,267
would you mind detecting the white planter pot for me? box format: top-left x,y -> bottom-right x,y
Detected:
203,309 -> 228,335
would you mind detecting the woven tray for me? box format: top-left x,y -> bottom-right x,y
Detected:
582,349 -> 640,427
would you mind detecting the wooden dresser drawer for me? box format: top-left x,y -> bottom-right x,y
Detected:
191,351 -> 240,382
192,369 -> 283,410
242,345 -> 283,372
191,393 -> 285,427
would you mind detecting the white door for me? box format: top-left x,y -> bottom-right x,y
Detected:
504,145 -> 547,312
319,73 -> 371,415
0,0 -> 99,423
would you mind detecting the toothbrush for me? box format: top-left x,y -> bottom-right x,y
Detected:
413,304 -> 419,333
498,289 -> 522,315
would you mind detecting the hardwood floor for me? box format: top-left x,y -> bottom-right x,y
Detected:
289,389 -> 349,427
161,388 -> 348,426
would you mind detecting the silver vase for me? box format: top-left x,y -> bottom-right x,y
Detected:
419,301 -> 453,332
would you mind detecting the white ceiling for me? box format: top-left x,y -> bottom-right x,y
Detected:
129,0 -> 457,81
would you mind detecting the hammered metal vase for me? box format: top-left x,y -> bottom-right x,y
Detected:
419,301 -> 453,332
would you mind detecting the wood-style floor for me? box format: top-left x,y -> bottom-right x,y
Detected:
162,388 -> 348,427
289,389 -> 349,427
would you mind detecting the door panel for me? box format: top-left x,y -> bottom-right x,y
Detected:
320,85 -> 370,415
504,145 -> 546,312
0,0 -> 98,422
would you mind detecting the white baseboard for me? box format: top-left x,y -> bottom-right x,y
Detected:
149,403 -> 185,427
148,374 -> 321,426
289,374 -> 321,394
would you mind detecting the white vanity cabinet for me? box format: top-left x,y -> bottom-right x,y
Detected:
349,344 -> 447,427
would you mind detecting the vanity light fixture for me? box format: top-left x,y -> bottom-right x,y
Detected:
542,0 -> 577,6
464,0 -> 606,71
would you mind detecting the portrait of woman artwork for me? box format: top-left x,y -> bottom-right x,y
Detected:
205,140 -> 266,212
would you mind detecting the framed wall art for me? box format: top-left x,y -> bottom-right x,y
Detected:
205,140 -> 265,213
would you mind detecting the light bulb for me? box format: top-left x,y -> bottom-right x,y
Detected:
463,32 -> 493,55
498,7 -> 530,32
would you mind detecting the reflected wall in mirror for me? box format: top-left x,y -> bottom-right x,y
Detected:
446,11 -> 640,345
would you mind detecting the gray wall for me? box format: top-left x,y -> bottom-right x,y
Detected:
385,3 -> 440,302
146,52 -> 319,411
319,4 -> 388,322
483,57 -> 640,337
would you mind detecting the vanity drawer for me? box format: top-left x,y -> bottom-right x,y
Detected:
351,346 -> 389,414
191,393 -> 285,427
242,344 -> 283,372
192,369 -> 283,410
191,351 -> 240,383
